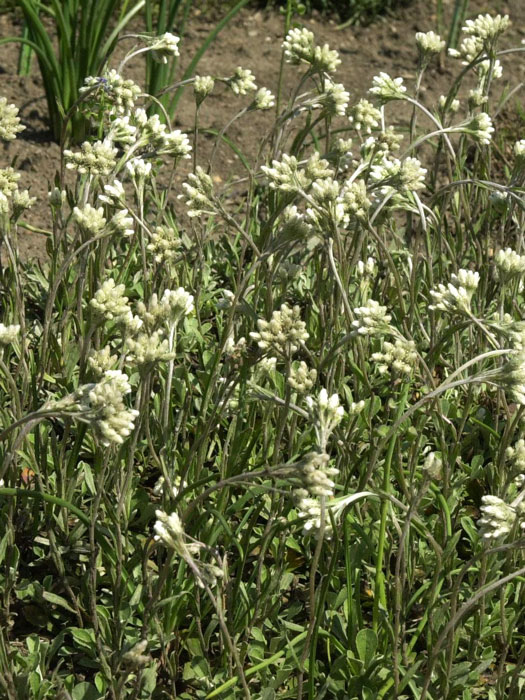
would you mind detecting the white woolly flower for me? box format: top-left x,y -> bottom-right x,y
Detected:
154,510 -> 223,587
126,157 -> 152,180
514,140 -> 525,159
148,32 -> 180,62
125,331 -> 175,366
448,35 -> 483,63
0,167 -> 20,198
478,495 -> 517,539
370,157 -> 427,194
0,323 -> 20,345
64,140 -> 117,175
12,190 -> 36,218
429,269 -> 480,314
109,115 -> 137,145
0,97 -> 25,141
463,13 -> 510,42
81,71 -> 141,114
312,43 -> 341,73
415,31 -> 445,56
87,346 -> 118,377
506,440 -> 525,473
147,225 -> 180,263
295,491 -> 333,539
250,303 -> 309,357
109,209 -> 134,237
305,389 -> 345,448
439,95 -> 460,112
181,166 -> 215,217
461,112 -> 494,145
288,361 -> 317,393
261,153 -> 332,193
352,299 -> 392,336
90,279 -> 130,322
73,204 -> 106,235
229,67 -> 257,95
356,257 -> 377,277
316,79 -> 349,117
194,75 -> 215,104
468,88 -> 487,108
369,72 -> 407,101
495,248 -> 525,277
282,27 -> 315,65
99,179 -> 126,206
72,370 -> 139,445
348,98 -> 381,133
253,87 -> 275,111
371,338 -> 418,376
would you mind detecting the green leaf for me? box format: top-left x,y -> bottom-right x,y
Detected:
72,682 -> 103,700
355,628 -> 377,667
43,591 -> 77,614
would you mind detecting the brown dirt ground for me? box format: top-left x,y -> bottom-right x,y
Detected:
0,0 -> 523,261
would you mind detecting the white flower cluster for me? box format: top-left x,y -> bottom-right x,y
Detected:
148,32 -> 180,63
88,346 -> 118,377
339,179 -> 371,220
81,70 -> 141,115
361,127 -> 403,160
137,287 -> 195,328
429,269 -> 480,314
348,98 -> 381,133
194,75 -> 215,104
495,248 -> 525,277
369,72 -> 407,102
352,299 -> 392,336
140,114 -> 192,158
147,225 -> 181,264
514,140 -> 525,160
496,352 -> 525,406
448,14 -> 509,83
181,166 -> 215,217
0,167 -> 20,199
305,388 -> 344,450
314,79 -> 349,117
0,323 -> 20,345
64,140 -> 117,176
370,156 -> 427,194
288,361 -> 317,393
253,87 -> 275,111
371,338 -> 418,376
461,113 -> 495,146
125,331 -> 174,366
261,152 -> 332,193
415,31 -> 445,57
74,370 -> 139,445
463,13 -> 510,43
73,204 -> 106,235
478,494 -> 524,540
282,27 -> 341,73
229,67 -> 257,96
250,303 -> 309,358
90,279 -> 133,324
0,97 -> 25,141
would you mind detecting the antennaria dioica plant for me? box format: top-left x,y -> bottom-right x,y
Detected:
0,9 -> 525,699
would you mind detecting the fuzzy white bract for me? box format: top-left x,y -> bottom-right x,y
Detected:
250,304 -> 309,358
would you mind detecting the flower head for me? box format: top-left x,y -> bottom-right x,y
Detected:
0,98 -> 25,141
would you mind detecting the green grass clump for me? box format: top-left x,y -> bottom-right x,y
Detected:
0,10 -> 525,700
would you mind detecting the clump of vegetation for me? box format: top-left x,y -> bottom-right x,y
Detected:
0,9 -> 524,700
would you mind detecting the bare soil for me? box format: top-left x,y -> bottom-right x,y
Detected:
0,0 -> 523,261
